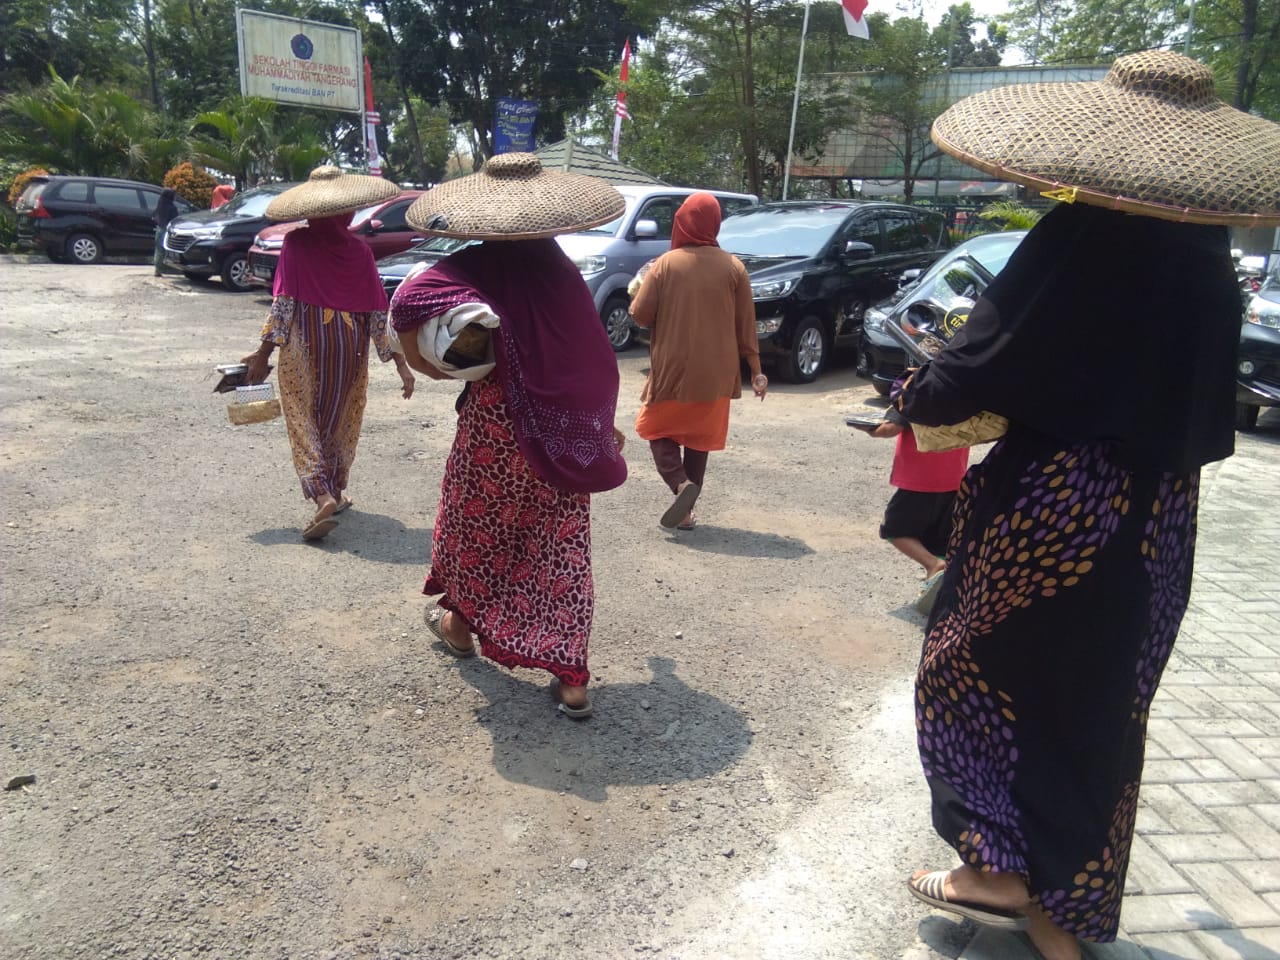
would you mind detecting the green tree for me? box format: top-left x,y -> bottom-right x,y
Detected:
998,0 -> 1181,65
848,13 -> 950,201
0,68 -> 168,178
1194,0 -> 1280,116
384,0 -> 658,164
575,1 -> 858,198
934,3 -> 1007,67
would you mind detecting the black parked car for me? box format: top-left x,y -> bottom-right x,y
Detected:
15,175 -> 195,264
714,201 -> 950,382
860,230 -> 1028,395
163,182 -> 299,292
375,236 -> 477,299
1236,269 -> 1280,431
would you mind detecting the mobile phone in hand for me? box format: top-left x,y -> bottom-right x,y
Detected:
845,415 -> 883,432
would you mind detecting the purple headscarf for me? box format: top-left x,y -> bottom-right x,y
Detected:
273,215 -> 388,313
392,239 -> 626,494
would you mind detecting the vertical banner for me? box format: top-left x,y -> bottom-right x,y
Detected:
237,9 -> 363,113
611,39 -> 632,162
493,98 -> 539,153
363,57 -> 382,176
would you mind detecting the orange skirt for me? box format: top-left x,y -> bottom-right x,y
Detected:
634,398 -> 731,451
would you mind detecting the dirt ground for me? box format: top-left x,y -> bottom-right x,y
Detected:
0,258 -> 974,960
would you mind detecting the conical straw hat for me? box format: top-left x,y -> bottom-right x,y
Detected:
406,153 -> 625,240
266,166 -> 400,221
931,50 -> 1280,226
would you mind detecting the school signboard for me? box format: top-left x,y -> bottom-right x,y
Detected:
236,9 -> 362,114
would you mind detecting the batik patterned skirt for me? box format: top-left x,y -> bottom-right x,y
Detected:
268,299 -> 386,502
423,376 -> 594,686
918,428 -> 1198,942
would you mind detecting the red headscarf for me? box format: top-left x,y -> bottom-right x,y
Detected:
272,215 -> 389,313
670,192 -> 721,249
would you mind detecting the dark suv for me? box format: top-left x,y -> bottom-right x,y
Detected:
164,182 -> 299,292
717,201 -> 950,382
15,175 -> 194,264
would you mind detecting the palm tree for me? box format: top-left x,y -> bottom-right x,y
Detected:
189,96 -> 281,188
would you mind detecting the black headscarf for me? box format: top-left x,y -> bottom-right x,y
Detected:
155,188 -> 178,229
898,203 -> 1240,474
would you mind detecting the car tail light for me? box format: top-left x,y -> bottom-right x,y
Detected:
31,198 -> 51,219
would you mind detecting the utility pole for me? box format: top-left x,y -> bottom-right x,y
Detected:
782,0 -> 812,201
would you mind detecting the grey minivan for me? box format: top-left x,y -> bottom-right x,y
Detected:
555,185 -> 758,351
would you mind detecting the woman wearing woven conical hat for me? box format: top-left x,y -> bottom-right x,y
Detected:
892,51 -> 1280,958
389,153 -> 628,718
241,166 -> 417,541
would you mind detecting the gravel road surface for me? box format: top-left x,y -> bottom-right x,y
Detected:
1,258 -> 974,960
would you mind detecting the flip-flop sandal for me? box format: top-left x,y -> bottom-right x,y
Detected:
660,483 -> 701,529
906,871 -> 1030,930
676,511 -> 697,531
550,678 -> 593,719
914,571 -> 945,616
424,605 -> 476,658
301,518 -> 338,541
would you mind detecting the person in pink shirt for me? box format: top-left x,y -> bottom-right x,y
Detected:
865,408 -> 968,612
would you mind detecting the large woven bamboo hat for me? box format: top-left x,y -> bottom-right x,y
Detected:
931,50 -> 1280,226
266,166 -> 399,221
406,153 -> 625,240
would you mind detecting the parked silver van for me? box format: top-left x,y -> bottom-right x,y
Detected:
555,185 -> 758,351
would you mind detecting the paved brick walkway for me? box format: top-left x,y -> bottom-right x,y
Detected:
961,426 -> 1280,960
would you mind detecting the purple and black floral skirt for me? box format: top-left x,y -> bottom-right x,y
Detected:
918,429 -> 1198,942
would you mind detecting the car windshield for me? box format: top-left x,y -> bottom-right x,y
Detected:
217,188 -> 283,218
414,236 -> 469,254
717,205 -> 849,258
576,195 -> 637,236
348,203 -> 383,229
907,231 -> 1025,295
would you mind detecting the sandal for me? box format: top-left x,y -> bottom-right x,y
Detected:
550,678 -> 593,719
906,871 -> 1030,930
660,482 -> 700,529
424,605 -> 476,658
676,511 -> 697,531
301,517 -> 338,541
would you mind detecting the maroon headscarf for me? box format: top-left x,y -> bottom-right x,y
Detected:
391,239 -> 626,494
671,192 -> 721,249
272,214 -> 388,313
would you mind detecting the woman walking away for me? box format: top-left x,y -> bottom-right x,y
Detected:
241,166 -> 416,541
629,192 -> 765,531
894,51 -> 1280,960
153,188 -> 178,276
391,153 -> 628,719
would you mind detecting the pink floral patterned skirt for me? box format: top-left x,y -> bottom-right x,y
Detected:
423,377 -> 594,686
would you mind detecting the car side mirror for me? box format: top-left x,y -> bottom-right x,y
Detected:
903,302 -> 941,335
634,219 -> 659,239
843,241 -> 875,261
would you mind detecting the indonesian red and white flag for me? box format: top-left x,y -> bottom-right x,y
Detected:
611,39 -> 632,160
842,0 -> 869,39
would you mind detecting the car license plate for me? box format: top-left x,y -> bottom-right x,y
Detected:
252,264 -> 273,280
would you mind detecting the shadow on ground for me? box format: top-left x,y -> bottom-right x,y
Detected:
661,525 -> 814,559
439,654 -> 752,802
248,511 -> 431,564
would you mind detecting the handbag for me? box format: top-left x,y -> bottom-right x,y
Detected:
883,311 -> 1008,452
912,411 -> 1008,452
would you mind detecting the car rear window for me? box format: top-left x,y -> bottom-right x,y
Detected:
94,185 -> 145,210
57,181 -> 90,202
15,182 -> 47,211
